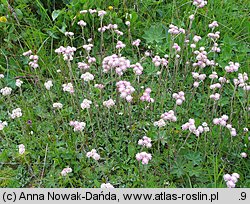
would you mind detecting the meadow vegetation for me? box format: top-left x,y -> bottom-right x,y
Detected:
0,0 -> 249,187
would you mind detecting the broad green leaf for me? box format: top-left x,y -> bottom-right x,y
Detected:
52,10 -> 61,21
142,24 -> 166,44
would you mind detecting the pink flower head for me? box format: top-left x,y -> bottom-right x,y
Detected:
102,54 -> 130,76
116,81 -> 135,102
136,152 -> 152,165
130,63 -> 143,75
161,110 -> 177,122
172,43 -> 181,52
55,46 -> 76,61
103,99 -> 115,108
86,149 -> 100,161
69,121 -> 86,132
223,173 -> 240,188
61,167 -> 72,176
101,183 -> 114,188
140,87 -> 154,102
116,41 -> 126,49
18,144 -> 25,155
193,0 -> 208,8
172,91 -> 185,105
62,83 -> 74,94
78,62 -> 90,70
23,50 -> 32,56
209,21 -> 219,28
81,72 -> 94,82
169,24 -> 185,35
94,84 -> 104,89
132,39 -> 141,47
240,152 -> 247,158
78,20 -> 87,27
193,35 -> 202,43
83,44 -> 94,52
138,136 -> 152,148
81,99 -> 92,109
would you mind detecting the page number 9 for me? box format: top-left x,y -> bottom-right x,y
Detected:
240,192 -> 246,200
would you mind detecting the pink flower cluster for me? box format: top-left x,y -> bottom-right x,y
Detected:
225,62 -> 240,73
193,0 -> 207,8
94,84 -> 104,89
103,99 -> 115,108
61,167 -> 72,176
138,136 -> 152,148
219,77 -> 229,84
83,44 -> 94,52
77,20 -> 87,27
69,121 -> 86,132
55,46 -> 76,61
114,29 -> 123,36
81,99 -> 92,109
10,108 -> 22,119
210,83 -> 222,90
116,81 -> 135,102
98,23 -> 118,32
65,31 -> 74,37
161,110 -> 177,122
172,91 -> 185,105
234,73 -> 250,91
210,93 -> 220,101
192,72 -> 206,87
209,72 -> 218,79
116,41 -> 126,49
182,119 -> 209,137
44,80 -> 53,90
130,63 -> 143,75
102,54 -> 130,76
140,88 -> 154,102
81,72 -> 94,82
209,21 -> 219,28
213,115 -> 228,126
53,102 -> 63,109
241,152 -> 247,158
0,120 -> 7,131
86,56 -> 96,64
16,79 -> 23,87
211,43 -> 220,53
207,31 -> 220,40
172,43 -> 181,52
223,173 -> 240,188
29,54 -> 39,69
226,124 -> 237,137
18,144 -> 25,155
86,149 -> 100,161
23,50 -> 39,68
136,152 -> 152,165
98,10 -> 107,17
78,62 -> 90,70
193,47 -> 212,68
193,35 -> 202,43
152,56 -> 168,67
0,87 -> 12,96
23,50 -> 32,56
101,183 -> 114,188
153,119 -> 166,128
169,24 -> 185,35
132,39 -> 141,47
213,115 -> 237,136
62,83 -> 74,94
88,9 -> 97,14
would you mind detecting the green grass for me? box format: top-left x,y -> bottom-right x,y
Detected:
0,0 -> 249,188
